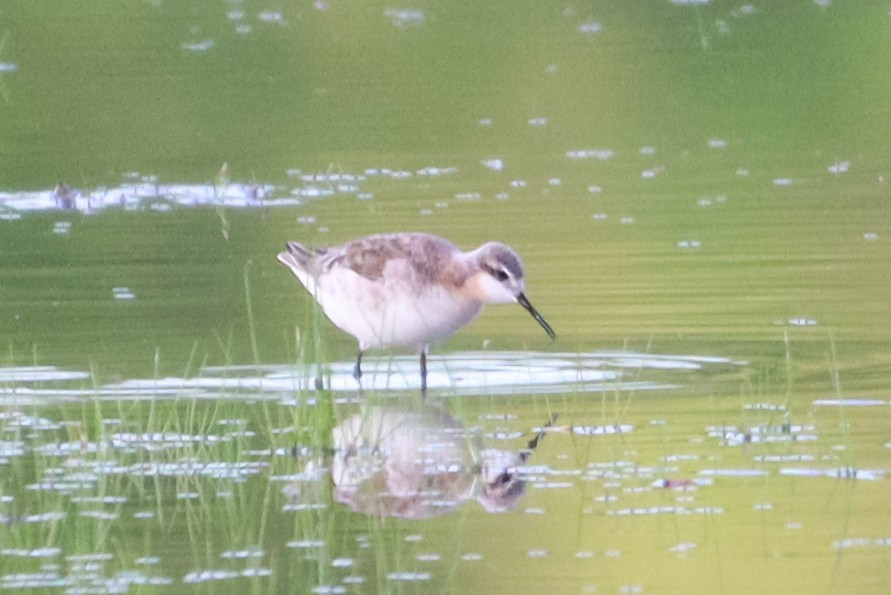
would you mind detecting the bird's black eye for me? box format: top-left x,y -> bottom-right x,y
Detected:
494,268 -> 510,282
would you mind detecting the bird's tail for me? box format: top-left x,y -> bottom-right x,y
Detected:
277,241 -> 314,267
277,241 -> 321,280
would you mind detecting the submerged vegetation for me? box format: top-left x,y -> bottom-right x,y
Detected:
1,331 -> 888,593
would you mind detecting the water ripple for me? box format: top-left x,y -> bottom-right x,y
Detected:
0,351 -> 744,402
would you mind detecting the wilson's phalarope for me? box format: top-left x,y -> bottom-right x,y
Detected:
277,232 -> 556,392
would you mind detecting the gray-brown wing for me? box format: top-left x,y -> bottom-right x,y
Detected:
339,233 -> 459,282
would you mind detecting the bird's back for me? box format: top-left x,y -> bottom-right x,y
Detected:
280,233 -> 462,285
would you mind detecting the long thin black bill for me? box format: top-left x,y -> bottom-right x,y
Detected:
516,292 -> 556,340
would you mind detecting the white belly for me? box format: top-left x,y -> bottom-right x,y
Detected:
306,267 -> 483,351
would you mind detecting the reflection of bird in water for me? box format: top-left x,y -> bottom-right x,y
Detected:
277,233 -> 555,393
289,406 -> 556,519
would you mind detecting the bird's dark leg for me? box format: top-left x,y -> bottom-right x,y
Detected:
420,350 -> 428,396
353,351 -> 363,384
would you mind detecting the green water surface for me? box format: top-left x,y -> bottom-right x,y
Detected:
1,1 -> 890,593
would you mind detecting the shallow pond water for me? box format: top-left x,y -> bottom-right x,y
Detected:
2,345 -> 889,593
2,1 -> 891,593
